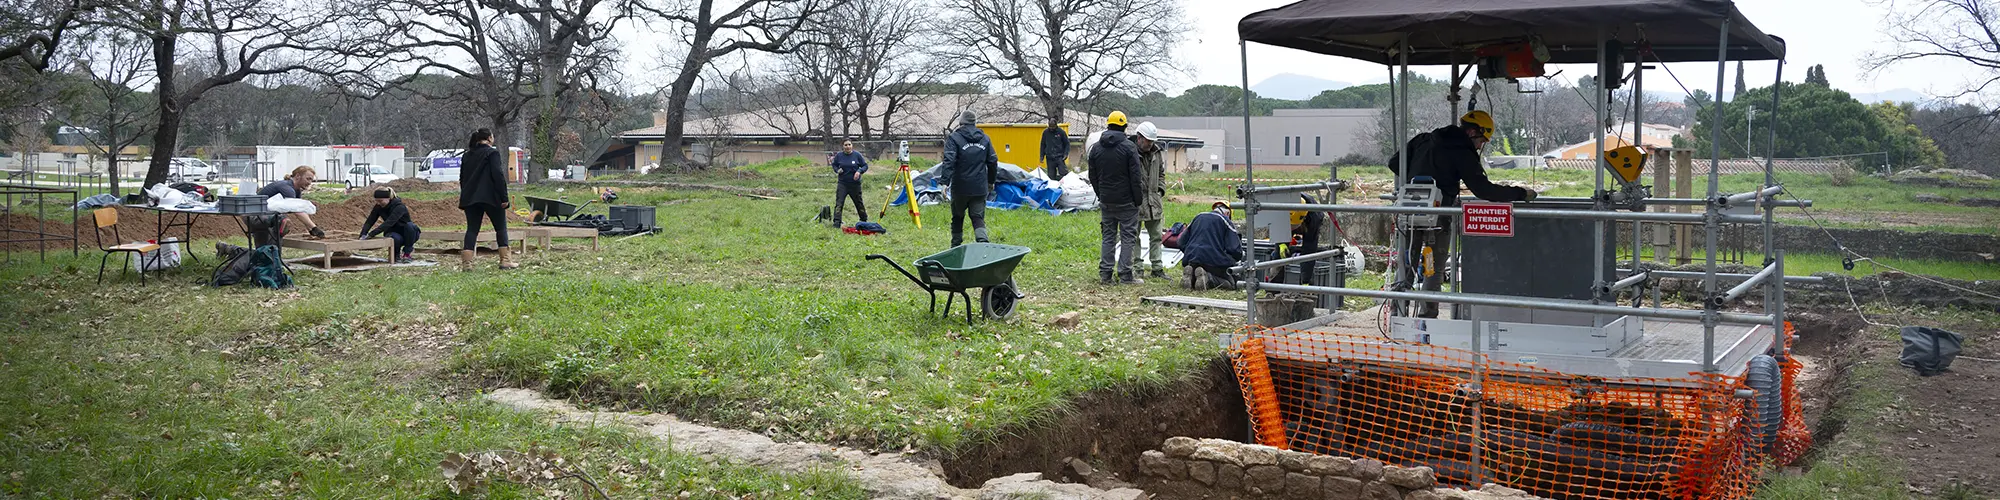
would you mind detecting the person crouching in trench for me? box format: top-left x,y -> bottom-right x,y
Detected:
359,187 -> 421,263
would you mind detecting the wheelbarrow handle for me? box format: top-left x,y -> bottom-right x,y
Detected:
866,254 -> 928,289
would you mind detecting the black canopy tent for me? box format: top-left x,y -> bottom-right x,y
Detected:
1236,0 -> 1786,64
1228,0 -> 1791,382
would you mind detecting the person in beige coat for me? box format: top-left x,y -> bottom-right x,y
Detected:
1133,122 -> 1168,279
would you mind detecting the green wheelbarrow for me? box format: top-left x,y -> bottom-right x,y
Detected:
867,243 -> 1031,325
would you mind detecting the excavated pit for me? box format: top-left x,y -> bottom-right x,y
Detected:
939,356 -> 1248,489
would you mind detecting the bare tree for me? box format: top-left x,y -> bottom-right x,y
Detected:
370,0 -> 545,174
630,0 -> 846,168
479,0 -> 622,178
54,26 -> 154,194
940,0 -> 1187,127
0,0 -> 91,71
829,0 -> 932,147
1869,0 -> 2000,117
87,0 -> 393,187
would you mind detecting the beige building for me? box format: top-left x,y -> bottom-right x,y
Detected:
608,94 -> 1205,173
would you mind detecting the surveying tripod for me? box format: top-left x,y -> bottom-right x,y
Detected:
876,140 -> 921,228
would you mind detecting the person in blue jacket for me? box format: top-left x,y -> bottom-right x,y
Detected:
1179,202 -> 1243,290
829,139 -> 869,227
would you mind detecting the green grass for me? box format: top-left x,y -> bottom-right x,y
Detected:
0,259 -> 866,497
2,161 -> 1253,482
456,181 -> 1244,453
1612,247 -> 2000,281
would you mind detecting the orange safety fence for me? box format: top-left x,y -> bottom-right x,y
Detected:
1227,322 -> 1809,500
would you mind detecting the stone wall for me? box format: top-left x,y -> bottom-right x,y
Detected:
1136,437 -> 1544,500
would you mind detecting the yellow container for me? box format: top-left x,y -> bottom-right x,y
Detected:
978,123 -> 1069,171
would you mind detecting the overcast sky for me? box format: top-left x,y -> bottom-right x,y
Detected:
1178,0 -> 1977,100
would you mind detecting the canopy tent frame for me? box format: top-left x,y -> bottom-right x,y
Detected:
1232,0 -> 1793,375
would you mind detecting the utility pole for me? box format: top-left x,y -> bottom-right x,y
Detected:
1744,107 -> 1757,158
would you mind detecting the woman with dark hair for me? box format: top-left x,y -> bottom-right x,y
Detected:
360,187 -> 420,263
457,128 -> 517,270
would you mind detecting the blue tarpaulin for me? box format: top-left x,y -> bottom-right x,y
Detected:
892,178 -> 1068,215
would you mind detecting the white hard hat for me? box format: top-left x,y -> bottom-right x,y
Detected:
1134,121 -> 1161,141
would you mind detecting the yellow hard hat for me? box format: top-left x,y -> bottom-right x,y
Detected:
1460,110 -> 1495,140
1290,210 -> 1307,226
1107,111 -> 1129,127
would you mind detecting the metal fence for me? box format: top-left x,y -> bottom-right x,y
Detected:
1543,157 -> 1863,176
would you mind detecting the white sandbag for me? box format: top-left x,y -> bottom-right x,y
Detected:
145,183 -> 188,207
1057,172 -> 1098,211
265,193 -> 318,214
131,238 -> 183,271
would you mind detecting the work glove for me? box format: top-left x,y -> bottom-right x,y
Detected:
359,234 -> 371,240
1522,189 -> 1539,202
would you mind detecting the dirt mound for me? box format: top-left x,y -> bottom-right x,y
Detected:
313,196 -> 525,233
363,178 -> 459,193
1,197 -> 524,251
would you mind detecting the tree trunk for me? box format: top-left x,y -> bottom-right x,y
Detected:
142,32 -> 177,188
658,64 -> 702,168
818,90 -> 834,152
490,115 -> 512,183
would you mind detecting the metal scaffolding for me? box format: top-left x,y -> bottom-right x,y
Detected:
1234,6 -> 1803,376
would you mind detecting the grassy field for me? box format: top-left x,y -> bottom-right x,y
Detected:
4,158 -> 1992,495
0,161 -> 1257,495
0,260 -> 866,497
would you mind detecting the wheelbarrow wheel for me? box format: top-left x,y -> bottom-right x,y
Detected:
981,283 -> 1017,320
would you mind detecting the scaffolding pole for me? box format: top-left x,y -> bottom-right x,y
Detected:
1239,202 -> 1769,224
1240,39 -> 1259,326
1703,17 -> 1731,374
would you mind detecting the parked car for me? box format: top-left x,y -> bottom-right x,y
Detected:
342,164 -> 401,188
168,157 -> 219,182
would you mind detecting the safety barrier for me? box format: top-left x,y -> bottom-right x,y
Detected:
1227,323 -> 1808,500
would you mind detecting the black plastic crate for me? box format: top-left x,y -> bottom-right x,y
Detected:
609,205 -> 656,231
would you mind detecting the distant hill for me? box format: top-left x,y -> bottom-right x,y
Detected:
1853,88 -> 1929,104
1252,73 -> 1352,101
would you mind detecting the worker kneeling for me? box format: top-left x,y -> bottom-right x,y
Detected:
1178,202 -> 1243,290
1387,110 -> 1539,318
359,187 -> 421,264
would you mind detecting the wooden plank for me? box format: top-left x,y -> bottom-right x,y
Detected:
1152,292 -> 1240,312
417,230 -> 527,242
280,230 -> 395,268
1143,295 -> 1329,316
522,226 -> 599,252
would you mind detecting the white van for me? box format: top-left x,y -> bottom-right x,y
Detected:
418,149 -> 464,183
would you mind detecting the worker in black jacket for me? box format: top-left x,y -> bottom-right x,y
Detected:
1088,111 -> 1147,285
1386,110 -> 1538,317
458,128 -> 517,270
359,187 -> 420,263
937,110 -> 998,247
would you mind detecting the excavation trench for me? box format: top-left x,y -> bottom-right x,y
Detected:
937,356 -> 1249,489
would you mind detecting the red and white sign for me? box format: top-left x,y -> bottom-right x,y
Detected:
1461,203 -> 1515,237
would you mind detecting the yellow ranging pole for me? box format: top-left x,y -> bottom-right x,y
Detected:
902,163 -> 921,228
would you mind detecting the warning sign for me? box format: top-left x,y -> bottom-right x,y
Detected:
1461,203 -> 1514,237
